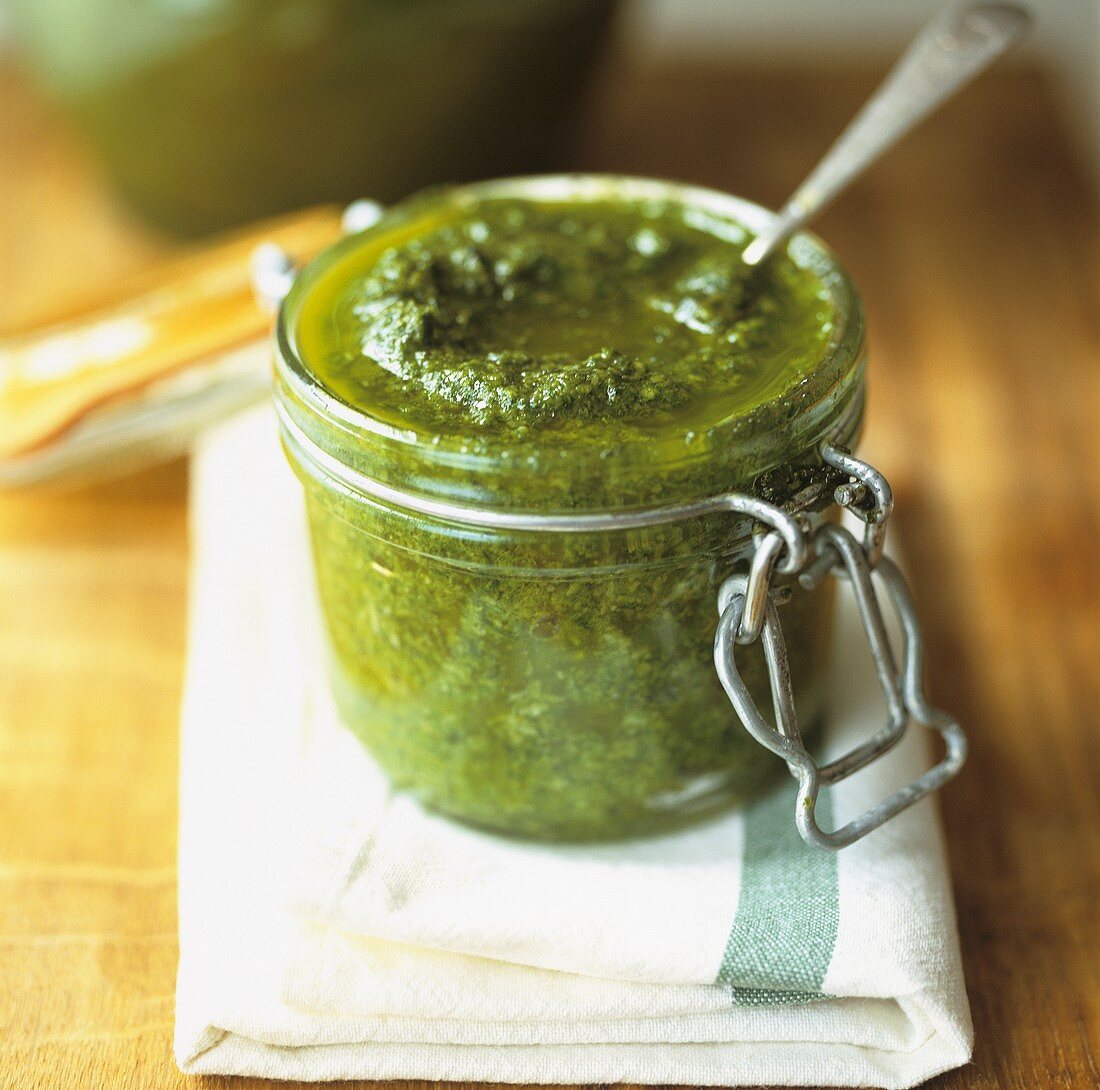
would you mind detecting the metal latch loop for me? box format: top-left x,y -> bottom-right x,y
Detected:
714,521 -> 967,851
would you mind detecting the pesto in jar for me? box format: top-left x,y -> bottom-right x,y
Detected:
296,196 -> 835,444
277,178 -> 865,841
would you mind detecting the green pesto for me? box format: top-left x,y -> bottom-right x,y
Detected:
310,519 -> 835,840
297,197 -> 836,443
280,184 -> 860,841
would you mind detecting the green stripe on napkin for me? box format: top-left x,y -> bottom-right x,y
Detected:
717,782 -> 839,1001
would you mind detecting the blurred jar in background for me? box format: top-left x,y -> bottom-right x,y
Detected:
9,0 -> 620,236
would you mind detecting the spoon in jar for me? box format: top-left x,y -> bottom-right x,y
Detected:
741,2 -> 1032,268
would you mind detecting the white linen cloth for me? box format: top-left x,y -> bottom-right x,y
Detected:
175,407 -> 973,1087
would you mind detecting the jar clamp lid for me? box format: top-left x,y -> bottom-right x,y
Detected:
262,190 -> 967,851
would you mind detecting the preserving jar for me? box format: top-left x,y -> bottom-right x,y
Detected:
273,175 -> 962,845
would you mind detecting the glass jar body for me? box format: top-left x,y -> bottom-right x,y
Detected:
275,175 -> 867,841
293,462 -> 837,841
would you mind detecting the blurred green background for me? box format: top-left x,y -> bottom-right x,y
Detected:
6,0 -> 620,235
2,0 -> 1095,239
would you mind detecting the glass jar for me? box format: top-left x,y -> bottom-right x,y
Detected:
10,0 -> 618,237
274,175 -> 867,842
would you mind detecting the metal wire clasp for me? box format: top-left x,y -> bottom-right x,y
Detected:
714,446 -> 967,851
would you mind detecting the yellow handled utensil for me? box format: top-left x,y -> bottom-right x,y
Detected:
0,204 -> 346,485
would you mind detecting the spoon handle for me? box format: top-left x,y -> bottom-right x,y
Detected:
743,2 -> 1031,266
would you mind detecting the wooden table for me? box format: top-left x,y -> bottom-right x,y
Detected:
1,58 -> 1097,1090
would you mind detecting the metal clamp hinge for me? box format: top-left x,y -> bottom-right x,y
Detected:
714,447 -> 967,851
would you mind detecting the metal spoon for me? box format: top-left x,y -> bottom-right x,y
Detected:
742,2 -> 1032,267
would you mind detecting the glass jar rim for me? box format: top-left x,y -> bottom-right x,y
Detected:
274,174 -> 866,512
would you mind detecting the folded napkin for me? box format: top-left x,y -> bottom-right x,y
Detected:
175,406 -> 973,1087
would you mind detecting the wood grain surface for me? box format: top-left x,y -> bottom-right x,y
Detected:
1,57 -> 1097,1090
